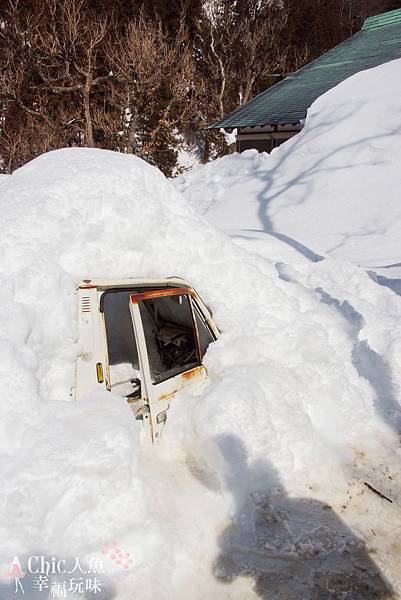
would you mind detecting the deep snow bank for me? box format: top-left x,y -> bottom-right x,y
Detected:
0,147 -> 400,598
176,59 -> 401,271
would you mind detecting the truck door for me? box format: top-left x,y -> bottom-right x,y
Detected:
129,287 -> 215,442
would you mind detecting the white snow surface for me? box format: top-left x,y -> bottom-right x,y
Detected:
1,60 -> 401,599
176,59 -> 401,273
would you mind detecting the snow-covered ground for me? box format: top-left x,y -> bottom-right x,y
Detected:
0,60 -> 401,599
176,60 -> 401,275
176,58 -> 401,597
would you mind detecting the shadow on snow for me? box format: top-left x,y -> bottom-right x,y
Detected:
209,434 -> 394,600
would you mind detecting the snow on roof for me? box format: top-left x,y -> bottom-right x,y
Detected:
211,9 -> 401,129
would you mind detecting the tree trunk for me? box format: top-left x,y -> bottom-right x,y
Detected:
82,81 -> 94,146
126,110 -> 138,154
242,76 -> 256,105
201,131 -> 210,163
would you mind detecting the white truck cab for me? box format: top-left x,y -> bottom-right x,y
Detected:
74,277 -> 219,442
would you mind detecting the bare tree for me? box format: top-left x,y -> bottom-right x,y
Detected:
0,0 -> 115,169
107,12 -> 196,173
194,0 -> 288,160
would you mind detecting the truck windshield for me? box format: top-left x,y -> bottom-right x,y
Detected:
138,294 -> 199,384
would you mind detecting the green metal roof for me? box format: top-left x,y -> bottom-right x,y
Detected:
210,9 -> 401,130
362,8 -> 401,30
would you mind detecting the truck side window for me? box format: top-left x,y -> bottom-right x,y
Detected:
103,290 -> 139,368
138,294 -> 198,384
103,290 -> 142,394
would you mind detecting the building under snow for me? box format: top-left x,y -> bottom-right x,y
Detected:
209,8 -> 401,153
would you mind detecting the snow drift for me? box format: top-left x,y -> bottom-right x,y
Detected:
1,62 -> 401,599
176,59 -> 401,272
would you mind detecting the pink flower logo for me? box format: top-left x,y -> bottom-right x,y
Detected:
101,542 -> 134,571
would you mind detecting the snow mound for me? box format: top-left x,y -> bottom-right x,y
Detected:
176,59 -> 401,271
0,146 -> 400,597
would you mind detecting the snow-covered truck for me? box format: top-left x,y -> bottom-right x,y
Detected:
74,278 -> 219,442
